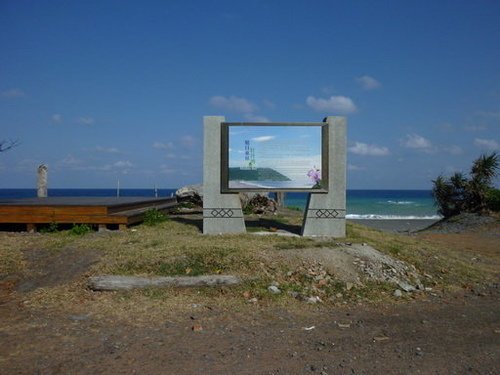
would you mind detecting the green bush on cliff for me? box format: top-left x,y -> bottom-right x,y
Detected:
486,188 -> 500,212
432,153 -> 499,217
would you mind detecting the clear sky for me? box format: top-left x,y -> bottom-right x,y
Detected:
1,0 -> 499,189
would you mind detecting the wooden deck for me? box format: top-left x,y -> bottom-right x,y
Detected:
0,196 -> 178,231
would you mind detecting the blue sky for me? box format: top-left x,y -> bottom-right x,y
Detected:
1,0 -> 499,189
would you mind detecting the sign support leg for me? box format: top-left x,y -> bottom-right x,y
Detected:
302,116 -> 346,237
203,116 -> 246,234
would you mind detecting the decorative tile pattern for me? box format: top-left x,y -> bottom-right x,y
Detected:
308,208 -> 345,219
204,208 -> 242,218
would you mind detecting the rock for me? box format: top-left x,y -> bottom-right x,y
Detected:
393,289 -> 403,297
288,291 -> 299,299
306,296 -> 322,304
244,194 -> 277,214
192,324 -> 203,332
268,285 -> 281,294
248,297 -> 258,304
397,281 -> 416,292
68,315 -> 89,321
238,192 -> 260,208
306,364 -> 317,372
345,282 -> 354,291
317,279 -> 328,287
176,184 -> 203,206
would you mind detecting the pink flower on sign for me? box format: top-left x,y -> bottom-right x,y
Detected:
307,167 -> 321,188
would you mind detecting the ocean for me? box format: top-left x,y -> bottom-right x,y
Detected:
0,189 -> 440,220
285,190 -> 440,219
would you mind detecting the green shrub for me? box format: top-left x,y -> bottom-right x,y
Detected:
432,153 -> 498,217
486,188 -> 500,212
178,201 -> 195,209
242,205 -> 253,215
143,208 -> 168,226
40,222 -> 59,233
69,224 -> 92,235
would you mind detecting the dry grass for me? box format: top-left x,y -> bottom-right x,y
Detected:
1,214 -> 497,319
0,233 -> 28,276
345,222 -> 493,287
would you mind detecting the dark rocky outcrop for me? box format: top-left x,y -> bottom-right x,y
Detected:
175,184 -> 203,207
243,194 -> 277,214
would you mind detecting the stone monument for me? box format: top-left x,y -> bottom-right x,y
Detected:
37,164 -> 48,198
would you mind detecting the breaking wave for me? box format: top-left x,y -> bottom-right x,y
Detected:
346,214 -> 442,220
384,200 -> 417,205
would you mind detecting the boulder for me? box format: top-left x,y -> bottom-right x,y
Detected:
244,194 -> 277,214
175,184 -> 203,206
175,185 -> 277,213
239,192 -> 261,207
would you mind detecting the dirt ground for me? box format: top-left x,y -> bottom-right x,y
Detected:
1,222 -> 499,374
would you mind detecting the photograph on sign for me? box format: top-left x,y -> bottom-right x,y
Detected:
222,124 -> 328,192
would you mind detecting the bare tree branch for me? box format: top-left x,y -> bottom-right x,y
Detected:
0,139 -> 20,152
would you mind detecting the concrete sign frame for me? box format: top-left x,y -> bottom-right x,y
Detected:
203,116 -> 346,237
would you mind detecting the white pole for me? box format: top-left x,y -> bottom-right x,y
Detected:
117,179 -> 120,198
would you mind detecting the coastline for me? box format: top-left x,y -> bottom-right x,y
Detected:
349,218 -> 440,233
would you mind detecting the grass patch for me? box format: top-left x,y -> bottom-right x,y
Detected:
2,212 -> 497,316
0,234 -> 26,276
143,208 -> 168,226
39,222 -> 59,234
344,222 -> 489,286
69,224 -> 93,236
273,238 -> 311,250
155,248 -> 243,276
286,206 -> 304,212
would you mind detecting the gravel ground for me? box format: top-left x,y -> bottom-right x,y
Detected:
1,286 -> 498,375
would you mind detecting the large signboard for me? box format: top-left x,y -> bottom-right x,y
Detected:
221,122 -> 329,192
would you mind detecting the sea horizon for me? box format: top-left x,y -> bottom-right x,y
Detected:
0,188 -> 441,220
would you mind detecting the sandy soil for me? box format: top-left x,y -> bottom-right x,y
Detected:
1,287 -> 498,375
0,220 -> 499,375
